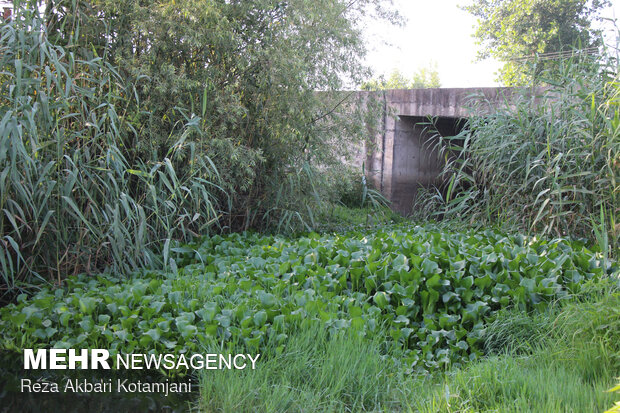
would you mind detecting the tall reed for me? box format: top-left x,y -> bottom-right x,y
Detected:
0,4 -> 223,299
431,54 -> 619,258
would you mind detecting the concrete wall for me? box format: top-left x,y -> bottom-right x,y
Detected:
359,87 -> 522,215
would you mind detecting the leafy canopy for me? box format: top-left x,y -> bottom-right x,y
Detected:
0,0 -> 400,291
362,64 -> 441,90
41,0 -> 401,224
463,0 -> 609,85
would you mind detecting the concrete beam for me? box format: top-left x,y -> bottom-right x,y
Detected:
385,87 -> 519,118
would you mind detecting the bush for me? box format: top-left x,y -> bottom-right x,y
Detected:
329,168 -> 388,210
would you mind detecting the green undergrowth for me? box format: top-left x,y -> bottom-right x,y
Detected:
196,289 -> 620,412
315,204 -> 404,233
409,290 -> 620,413
409,351 -> 616,413
0,224 -> 613,375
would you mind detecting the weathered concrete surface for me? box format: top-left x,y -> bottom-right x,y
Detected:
360,87 -> 522,214
390,117 -> 444,213
384,87 -> 519,118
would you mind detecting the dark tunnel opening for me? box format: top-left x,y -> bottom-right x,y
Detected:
390,115 -> 467,215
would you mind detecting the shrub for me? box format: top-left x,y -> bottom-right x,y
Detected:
0,0 -> 398,294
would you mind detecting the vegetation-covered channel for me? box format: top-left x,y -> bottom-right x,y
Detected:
2,226 -> 608,368
1,224 -> 616,411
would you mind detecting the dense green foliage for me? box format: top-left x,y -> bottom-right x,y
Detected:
0,0 -> 394,294
0,224 -> 610,373
415,290 -> 620,412
426,56 -> 619,259
463,0 -> 609,85
361,65 -> 441,90
196,287 -> 619,412
1,1 -> 617,411
0,4 -> 221,295
40,0 -> 392,227
317,204 -> 402,233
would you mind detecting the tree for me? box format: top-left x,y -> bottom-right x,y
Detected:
0,0 -> 401,287
463,0 -> 609,85
411,62 -> 441,88
37,0 -> 401,229
362,63 -> 441,90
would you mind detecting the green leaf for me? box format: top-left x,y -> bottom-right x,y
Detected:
79,297 -> 97,315
259,292 -> 277,308
145,328 -> 162,342
253,310 -> 268,327
373,291 -> 390,309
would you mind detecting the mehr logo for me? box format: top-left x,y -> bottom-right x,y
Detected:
23,349 -> 260,370
24,349 -> 111,370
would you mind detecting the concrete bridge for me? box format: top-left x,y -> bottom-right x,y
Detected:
357,87 -> 523,214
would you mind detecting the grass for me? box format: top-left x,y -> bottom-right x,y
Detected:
410,351 -> 616,413
414,286 -> 620,413
410,293 -> 620,412
425,55 -> 619,258
196,287 -> 620,413
196,323 -> 403,412
0,8 -> 222,300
